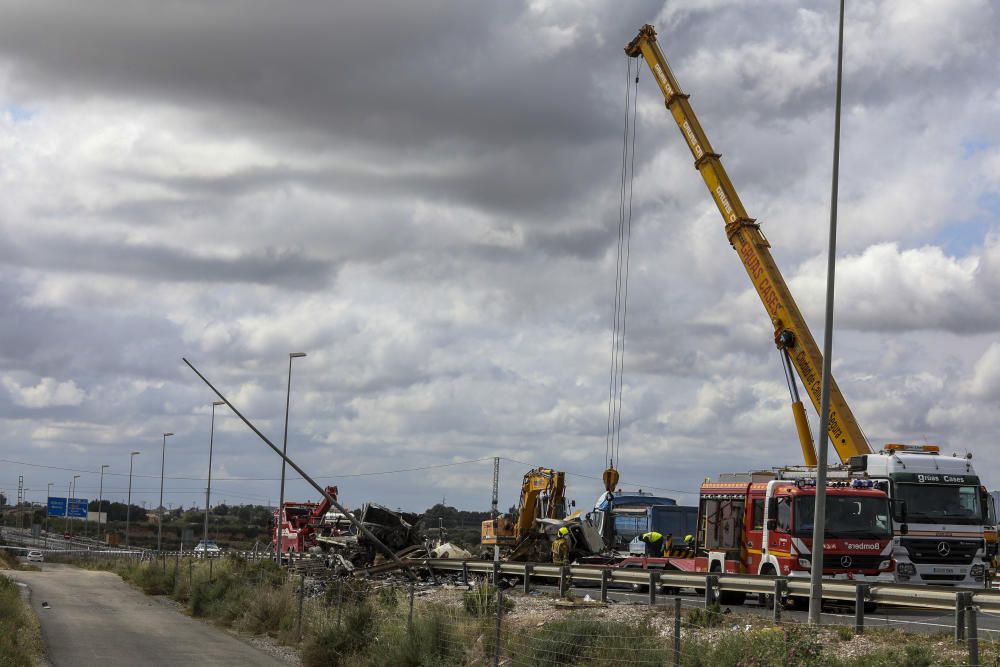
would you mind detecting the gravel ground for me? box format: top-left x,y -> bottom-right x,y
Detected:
415,583 -> 972,663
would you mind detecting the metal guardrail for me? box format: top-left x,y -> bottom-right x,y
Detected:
419,559 -> 1000,613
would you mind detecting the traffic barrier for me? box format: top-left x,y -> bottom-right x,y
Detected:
413,559 -> 1000,613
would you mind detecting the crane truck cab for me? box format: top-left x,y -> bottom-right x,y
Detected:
616,471 -> 894,602
698,472 -> 894,584
848,445 -> 990,588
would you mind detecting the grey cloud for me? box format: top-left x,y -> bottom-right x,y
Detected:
2,1 -> 1000,512
0,236 -> 335,288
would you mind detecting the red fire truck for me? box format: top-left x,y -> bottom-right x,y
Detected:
619,471 -> 894,603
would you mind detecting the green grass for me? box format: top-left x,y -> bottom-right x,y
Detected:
685,601 -> 724,628
463,583 -> 514,617
0,574 -> 44,667
507,616 -> 670,667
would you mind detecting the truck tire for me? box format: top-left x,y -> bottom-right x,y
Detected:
758,566 -> 777,608
709,562 -> 745,605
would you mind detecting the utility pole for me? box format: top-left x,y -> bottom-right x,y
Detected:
491,457 -> 500,563
809,0 -> 846,626
17,475 -> 23,530
45,482 -> 52,548
98,465 -> 109,540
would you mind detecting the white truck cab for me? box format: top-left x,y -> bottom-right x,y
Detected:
849,445 -> 989,588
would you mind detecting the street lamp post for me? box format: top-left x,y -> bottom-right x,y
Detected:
204,401 -> 225,555
98,465 -> 110,541
158,433 -> 174,552
45,482 -> 52,548
276,352 -> 306,563
71,475 -> 80,536
126,451 -> 140,548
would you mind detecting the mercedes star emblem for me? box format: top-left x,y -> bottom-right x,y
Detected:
937,541 -> 951,557
840,555 -> 852,568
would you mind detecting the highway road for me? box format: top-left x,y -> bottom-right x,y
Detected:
10,563 -> 283,667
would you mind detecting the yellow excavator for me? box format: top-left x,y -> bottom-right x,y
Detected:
480,467 -> 567,560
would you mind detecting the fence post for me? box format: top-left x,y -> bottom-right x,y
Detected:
209,558 -> 213,583
462,561 -> 469,586
854,584 -> 868,635
648,571 -> 658,606
173,551 -> 179,584
704,574 -> 718,606
956,592 -> 968,642
600,568 -> 609,603
337,579 -> 344,629
773,578 -> 786,624
297,572 -> 305,641
188,558 -> 192,591
407,579 -> 415,634
673,597 -> 682,667
968,603 -> 979,667
523,564 -> 533,594
425,559 -> 438,585
494,572 -> 503,667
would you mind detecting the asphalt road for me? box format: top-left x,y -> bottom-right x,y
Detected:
10,563 -> 282,667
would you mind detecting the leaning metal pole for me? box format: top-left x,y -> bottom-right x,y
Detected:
809,0 -> 846,626
182,358 -> 417,578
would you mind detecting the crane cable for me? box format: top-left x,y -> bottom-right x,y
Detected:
604,57 -> 640,482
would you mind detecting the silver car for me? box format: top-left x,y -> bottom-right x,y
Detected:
193,541 -> 222,558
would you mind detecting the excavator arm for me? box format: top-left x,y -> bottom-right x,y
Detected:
625,25 -> 872,463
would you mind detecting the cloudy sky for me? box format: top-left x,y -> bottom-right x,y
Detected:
1,0 -> 998,516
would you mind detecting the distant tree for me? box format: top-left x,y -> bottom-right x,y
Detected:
213,503 -> 230,517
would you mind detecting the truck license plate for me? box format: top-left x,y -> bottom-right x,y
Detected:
932,567 -> 955,574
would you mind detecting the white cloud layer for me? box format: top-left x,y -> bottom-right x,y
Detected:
0,1 -> 998,512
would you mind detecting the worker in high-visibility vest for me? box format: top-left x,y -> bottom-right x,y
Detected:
552,526 -> 571,565
640,531 -> 664,557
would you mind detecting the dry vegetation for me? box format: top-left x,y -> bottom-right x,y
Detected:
51,554 -> 1000,666
0,550 -> 44,667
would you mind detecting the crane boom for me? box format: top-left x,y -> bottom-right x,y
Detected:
625,25 -> 872,463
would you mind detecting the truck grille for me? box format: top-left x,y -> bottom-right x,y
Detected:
901,539 -> 979,565
821,554 -> 883,570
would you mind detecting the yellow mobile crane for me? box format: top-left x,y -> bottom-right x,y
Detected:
626,25 -> 996,587
624,25 -> 868,466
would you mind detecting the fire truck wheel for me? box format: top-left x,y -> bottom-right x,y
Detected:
757,566 -> 777,608
718,590 -> 745,605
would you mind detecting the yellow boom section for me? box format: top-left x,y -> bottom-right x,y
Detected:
625,25 -> 872,463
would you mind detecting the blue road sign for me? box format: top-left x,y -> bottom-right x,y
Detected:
47,497 -> 67,517
67,498 -> 88,519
